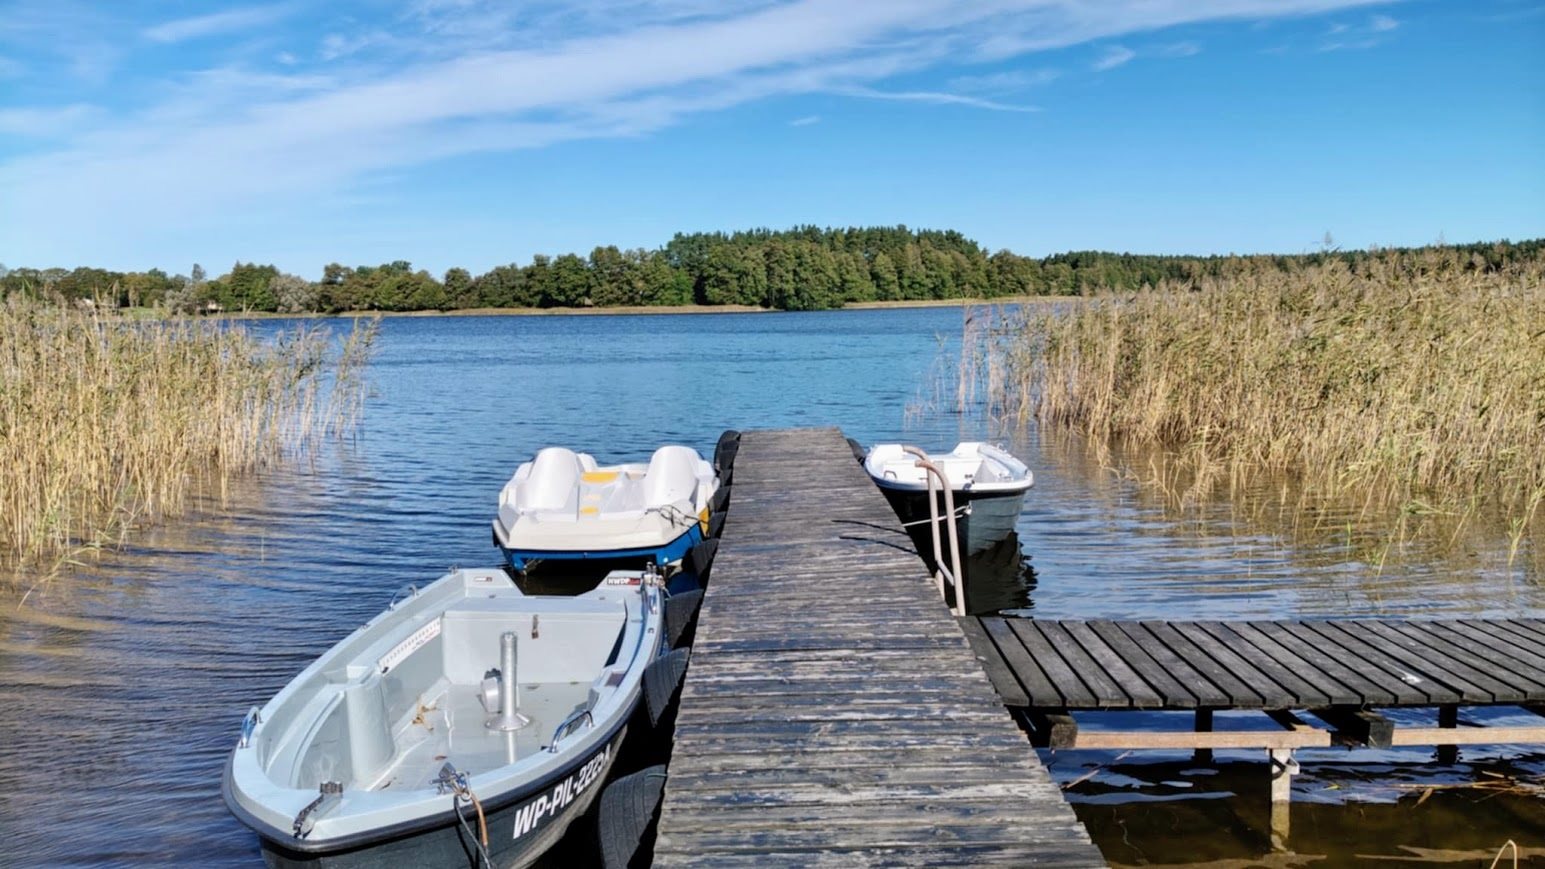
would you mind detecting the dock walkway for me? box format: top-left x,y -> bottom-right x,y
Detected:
964,616 -> 1545,751
653,428 -> 1101,867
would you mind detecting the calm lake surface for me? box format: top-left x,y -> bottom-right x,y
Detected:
2,308 -> 1541,866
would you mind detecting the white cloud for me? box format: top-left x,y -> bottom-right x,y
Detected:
0,103 -> 98,136
143,5 -> 294,44
0,0 -> 1398,266
1319,10 -> 1400,50
1093,45 -> 1137,70
1161,41 -> 1202,57
790,114 -> 821,126
320,32 -> 395,62
839,86 -> 1039,112
949,68 -> 1060,92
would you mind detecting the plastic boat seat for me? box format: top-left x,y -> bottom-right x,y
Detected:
517,447 -> 589,513
642,446 -> 703,507
291,676 -> 395,790
599,475 -> 646,514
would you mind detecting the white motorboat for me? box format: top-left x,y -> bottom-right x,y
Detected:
224,567 -> 676,868
492,445 -> 721,574
863,442 -> 1033,556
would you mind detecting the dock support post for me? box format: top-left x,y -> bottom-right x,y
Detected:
1193,709 -> 1214,763
1268,748 -> 1297,851
1437,704 -> 1458,764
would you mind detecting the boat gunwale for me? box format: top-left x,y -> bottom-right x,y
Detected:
863,441 -> 1034,496
221,716 -> 629,855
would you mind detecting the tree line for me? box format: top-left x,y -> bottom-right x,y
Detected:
2,226 -> 1540,314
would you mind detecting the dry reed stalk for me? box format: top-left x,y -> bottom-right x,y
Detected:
0,299 -> 375,575
989,250 -> 1545,547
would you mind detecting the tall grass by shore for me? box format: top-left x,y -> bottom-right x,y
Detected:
991,250 -> 1544,552
0,299 -> 374,573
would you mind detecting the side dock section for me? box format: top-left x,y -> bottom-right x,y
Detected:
652,428 -> 1101,867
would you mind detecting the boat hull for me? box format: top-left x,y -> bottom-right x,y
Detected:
879,486 -> 1026,557
241,726 -> 626,869
499,524 -> 704,573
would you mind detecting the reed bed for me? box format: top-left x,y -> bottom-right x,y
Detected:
0,299 -> 375,573
990,251 -> 1545,547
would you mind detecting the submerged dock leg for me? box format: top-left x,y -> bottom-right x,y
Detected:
1437,704 -> 1458,764
1193,709 -> 1214,763
1269,748 -> 1297,851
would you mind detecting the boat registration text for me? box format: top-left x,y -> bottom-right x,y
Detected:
511,746 -> 611,840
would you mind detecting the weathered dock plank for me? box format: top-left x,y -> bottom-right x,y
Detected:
973,616 -> 1545,713
653,428 -> 1102,867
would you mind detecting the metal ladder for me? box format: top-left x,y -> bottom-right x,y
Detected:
901,446 -> 967,617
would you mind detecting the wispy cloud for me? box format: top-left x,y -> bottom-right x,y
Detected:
839,86 -> 1038,112
319,31 -> 394,62
1160,41 -> 1202,58
790,114 -> 821,126
1320,12 -> 1401,50
0,0 -> 1398,263
0,103 -> 99,136
948,68 -> 1060,92
1093,45 -> 1137,71
143,4 -> 294,44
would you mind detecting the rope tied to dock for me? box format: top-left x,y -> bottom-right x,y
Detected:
438,764 -> 490,868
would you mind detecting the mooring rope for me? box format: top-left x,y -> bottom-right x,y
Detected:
442,768 -> 491,868
1488,839 -> 1518,869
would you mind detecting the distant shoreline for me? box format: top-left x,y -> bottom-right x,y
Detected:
214,295 -> 1065,320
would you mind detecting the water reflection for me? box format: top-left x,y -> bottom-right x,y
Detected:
1057,739 -> 1545,866
891,517 -> 1039,615
962,531 -> 1038,614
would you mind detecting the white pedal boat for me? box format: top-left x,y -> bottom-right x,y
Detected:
863,442 -> 1033,556
224,568 -> 673,868
493,445 -> 721,573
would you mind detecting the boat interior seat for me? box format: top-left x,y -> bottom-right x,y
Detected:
291,673 -> 398,790
598,476 -> 647,514
516,447 -> 594,513
971,460 -> 1008,483
642,445 -> 704,507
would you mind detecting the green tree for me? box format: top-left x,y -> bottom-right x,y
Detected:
443,267 -> 474,308
763,239 -> 795,309
702,245 -> 765,306
871,251 -> 899,300
221,262 -> 280,311
546,253 -> 591,307
836,251 -> 874,303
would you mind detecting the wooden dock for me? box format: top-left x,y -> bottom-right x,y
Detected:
652,428 -> 1102,867
964,616 -> 1545,750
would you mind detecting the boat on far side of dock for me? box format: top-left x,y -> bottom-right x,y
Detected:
863,442 -> 1033,556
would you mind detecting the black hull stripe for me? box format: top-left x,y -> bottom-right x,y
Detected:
223,711 -> 630,855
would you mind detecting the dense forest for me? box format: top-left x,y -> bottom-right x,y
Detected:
2,226 -> 1540,314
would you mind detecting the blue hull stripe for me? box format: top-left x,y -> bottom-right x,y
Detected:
502,526 -> 703,572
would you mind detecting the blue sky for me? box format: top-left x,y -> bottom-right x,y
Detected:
0,0 -> 1541,278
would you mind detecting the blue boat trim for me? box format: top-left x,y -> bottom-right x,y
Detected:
502,525 -> 703,572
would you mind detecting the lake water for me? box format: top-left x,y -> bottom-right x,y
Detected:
2,308 -> 1540,866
